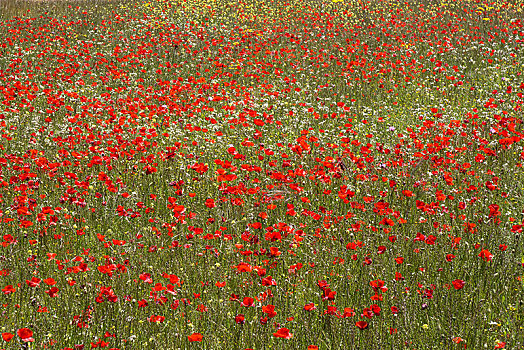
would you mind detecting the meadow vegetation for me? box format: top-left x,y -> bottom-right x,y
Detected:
0,0 -> 523,348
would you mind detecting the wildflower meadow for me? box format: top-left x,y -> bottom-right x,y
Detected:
0,0 -> 523,348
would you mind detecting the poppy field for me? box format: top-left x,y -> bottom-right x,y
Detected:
0,0 -> 523,348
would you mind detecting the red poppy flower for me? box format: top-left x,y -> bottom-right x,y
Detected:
488,204 -> 500,217
43,278 -> 56,286
304,302 -> 316,311
395,272 -> 404,281
370,304 -> 381,316
262,304 -> 277,318
25,277 -> 41,288
2,332 -> 14,342
235,314 -> 245,324
322,287 -> 337,301
317,280 -> 329,289
205,198 -> 216,208
414,232 -> 426,242
273,328 -> 292,339
355,321 -> 368,330
190,162 -> 208,175
241,297 -> 254,307
451,279 -> 465,290
425,235 -> 437,245
139,273 -> 153,283
148,315 -> 165,323
17,328 -> 34,342
261,276 -> 277,286
478,249 -> 493,262
362,307 -> 373,319
188,333 -> 203,342
343,307 -> 355,317
236,262 -> 252,273
452,337 -> 464,344
2,285 -> 15,294
324,306 -> 340,316
45,287 -> 59,297
379,217 -> 395,226
402,190 -> 414,197
370,280 -> 387,292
